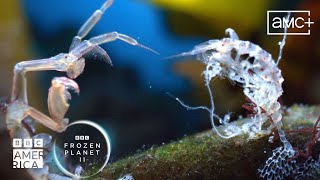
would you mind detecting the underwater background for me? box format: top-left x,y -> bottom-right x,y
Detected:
0,0 -> 319,178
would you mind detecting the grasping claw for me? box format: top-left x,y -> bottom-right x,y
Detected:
48,77 -> 79,126
11,0 -> 158,103
6,0 -> 157,178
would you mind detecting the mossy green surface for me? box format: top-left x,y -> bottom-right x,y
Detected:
102,105 -> 320,179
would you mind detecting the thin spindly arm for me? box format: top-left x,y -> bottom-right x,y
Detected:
11,56 -> 67,103
69,0 -> 114,51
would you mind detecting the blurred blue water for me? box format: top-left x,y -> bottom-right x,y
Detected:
21,0 -> 202,91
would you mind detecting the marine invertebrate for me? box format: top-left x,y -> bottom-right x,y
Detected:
169,12 -> 310,179
258,146 -> 297,179
172,28 -> 286,140
6,0 -> 156,178
258,115 -> 320,179
9,0 -> 155,137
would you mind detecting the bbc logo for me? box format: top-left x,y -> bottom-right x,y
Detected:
12,139 -> 44,168
75,136 -> 89,140
12,138 -> 43,148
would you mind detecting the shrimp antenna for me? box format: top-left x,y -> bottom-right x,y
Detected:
276,12 -> 291,65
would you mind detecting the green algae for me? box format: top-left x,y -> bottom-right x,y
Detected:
102,105 -> 320,179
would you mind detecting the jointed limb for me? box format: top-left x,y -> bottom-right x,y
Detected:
25,107 -> 68,132
225,28 -> 239,40
69,0 -> 114,51
88,32 -> 158,54
69,32 -> 158,65
9,0 -> 157,138
22,77 -> 78,133
48,77 -> 79,123
12,58 -> 65,102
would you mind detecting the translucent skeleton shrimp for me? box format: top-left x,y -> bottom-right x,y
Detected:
172,28 -> 290,145
6,0 -> 156,179
171,26 -> 320,179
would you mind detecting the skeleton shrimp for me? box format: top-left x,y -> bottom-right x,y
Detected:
6,0 -> 156,179
172,28 -> 290,146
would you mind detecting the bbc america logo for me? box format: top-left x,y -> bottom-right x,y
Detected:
12,138 -> 44,168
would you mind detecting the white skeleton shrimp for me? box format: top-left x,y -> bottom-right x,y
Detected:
171,28 -> 291,145
170,13 -> 297,180
6,0 -> 156,179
